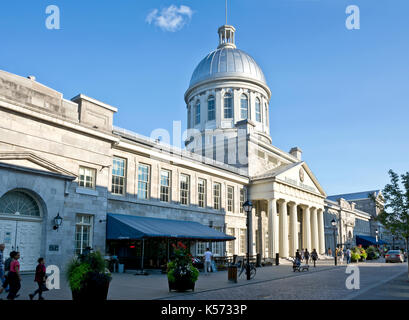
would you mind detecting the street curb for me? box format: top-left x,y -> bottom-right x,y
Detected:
155,265 -> 340,300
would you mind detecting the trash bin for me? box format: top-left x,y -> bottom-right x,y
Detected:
256,254 -> 261,267
275,253 -> 279,265
227,265 -> 238,283
118,263 -> 124,273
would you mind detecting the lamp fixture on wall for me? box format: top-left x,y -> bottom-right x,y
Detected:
53,213 -> 63,230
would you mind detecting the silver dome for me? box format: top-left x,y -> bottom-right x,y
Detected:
189,48 -> 267,89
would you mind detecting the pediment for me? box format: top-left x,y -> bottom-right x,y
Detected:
252,161 -> 326,197
0,151 -> 76,178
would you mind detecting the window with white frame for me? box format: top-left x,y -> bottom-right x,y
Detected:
213,182 -> 221,210
212,227 -> 223,256
198,178 -> 206,208
195,101 -> 201,125
111,157 -> 126,195
224,92 -> 233,119
207,96 -> 215,121
180,174 -> 190,205
240,94 -> 248,119
160,170 -> 171,202
75,214 -> 93,255
240,229 -> 246,254
137,164 -> 150,200
240,188 -> 245,213
196,242 -> 206,256
78,166 -> 96,189
227,186 -> 234,212
255,98 -> 261,122
227,228 -> 235,255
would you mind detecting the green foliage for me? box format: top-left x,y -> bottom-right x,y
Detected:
371,170 -> 409,250
167,242 -> 199,284
351,252 -> 361,262
66,250 -> 111,292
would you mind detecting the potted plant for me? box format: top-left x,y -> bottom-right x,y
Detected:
167,242 -> 199,292
67,250 -> 112,300
351,247 -> 361,263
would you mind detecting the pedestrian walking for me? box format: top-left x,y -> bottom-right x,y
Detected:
0,250 -> 15,296
6,251 -> 21,300
304,249 -> 310,265
203,247 -> 212,275
346,248 -> 351,264
301,249 -> 304,261
327,247 -> 332,257
29,258 -> 49,300
339,249 -> 344,265
0,244 -> 5,288
311,249 -> 318,267
295,249 -> 301,261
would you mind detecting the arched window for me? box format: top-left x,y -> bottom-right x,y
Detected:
194,101 -> 201,125
255,98 -> 261,122
208,96 -> 215,121
224,92 -> 233,119
240,94 -> 248,119
0,191 -> 41,217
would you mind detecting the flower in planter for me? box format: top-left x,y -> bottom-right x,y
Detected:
167,242 -> 199,290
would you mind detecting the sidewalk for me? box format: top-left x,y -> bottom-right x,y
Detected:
5,260 -> 337,300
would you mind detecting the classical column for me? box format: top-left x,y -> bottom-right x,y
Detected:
258,211 -> 265,258
302,205 -> 311,251
318,208 -> 325,255
267,199 -> 278,258
279,200 -> 289,258
289,202 -> 298,257
311,207 -> 319,253
249,207 -> 256,256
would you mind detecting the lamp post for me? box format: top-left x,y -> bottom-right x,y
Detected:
331,218 -> 337,266
243,200 -> 253,281
375,228 -> 379,250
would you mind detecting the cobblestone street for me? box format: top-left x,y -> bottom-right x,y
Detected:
4,260 -> 408,300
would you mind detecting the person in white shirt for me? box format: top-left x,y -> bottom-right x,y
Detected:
204,248 -> 213,275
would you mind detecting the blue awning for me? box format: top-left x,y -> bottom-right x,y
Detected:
106,213 -> 235,241
356,235 -> 388,246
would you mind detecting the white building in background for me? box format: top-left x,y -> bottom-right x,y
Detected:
0,23 -> 385,271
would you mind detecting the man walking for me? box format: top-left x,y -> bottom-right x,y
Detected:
311,249 -> 318,267
204,247 -> 212,276
346,248 -> 351,264
304,249 -> 310,265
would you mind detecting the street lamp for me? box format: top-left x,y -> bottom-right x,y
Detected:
375,228 -> 379,251
331,218 -> 337,266
53,213 -> 63,230
243,200 -> 253,281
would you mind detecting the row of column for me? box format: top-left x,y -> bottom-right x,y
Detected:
265,199 -> 325,258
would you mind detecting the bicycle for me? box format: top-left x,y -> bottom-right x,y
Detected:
237,259 -> 256,279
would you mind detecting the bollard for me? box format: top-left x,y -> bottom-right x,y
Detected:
275,253 -> 279,265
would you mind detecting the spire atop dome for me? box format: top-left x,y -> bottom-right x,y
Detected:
218,25 -> 236,49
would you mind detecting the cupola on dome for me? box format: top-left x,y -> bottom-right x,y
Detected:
187,25 -> 268,92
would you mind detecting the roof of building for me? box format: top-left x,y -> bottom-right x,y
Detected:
327,190 -> 381,202
189,47 -> 267,89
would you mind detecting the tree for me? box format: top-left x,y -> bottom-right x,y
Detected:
372,170 -> 409,278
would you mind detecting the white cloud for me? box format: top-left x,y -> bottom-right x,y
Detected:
146,5 -> 193,32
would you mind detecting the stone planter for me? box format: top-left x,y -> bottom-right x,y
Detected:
72,272 -> 111,301
168,278 -> 195,292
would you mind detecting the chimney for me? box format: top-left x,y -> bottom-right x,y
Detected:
290,147 -> 302,160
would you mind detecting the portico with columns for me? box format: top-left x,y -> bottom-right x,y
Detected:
248,162 -> 326,259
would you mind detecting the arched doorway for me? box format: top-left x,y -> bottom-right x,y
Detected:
0,190 -> 43,271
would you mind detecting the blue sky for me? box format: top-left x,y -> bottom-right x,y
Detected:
0,0 -> 408,195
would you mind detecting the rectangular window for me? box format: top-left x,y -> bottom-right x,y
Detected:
227,228 -> 235,255
213,182 -> 221,210
208,97 -> 215,121
198,178 -> 206,208
195,103 -> 201,125
196,242 -> 206,256
78,166 -> 96,189
160,170 -> 171,202
227,186 -> 234,212
137,164 -> 150,200
212,227 -> 223,256
75,214 -> 93,255
240,229 -> 247,254
240,188 -> 245,214
180,174 -> 190,205
111,157 -> 126,195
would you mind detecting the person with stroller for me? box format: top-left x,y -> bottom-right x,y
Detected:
293,250 -> 301,272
